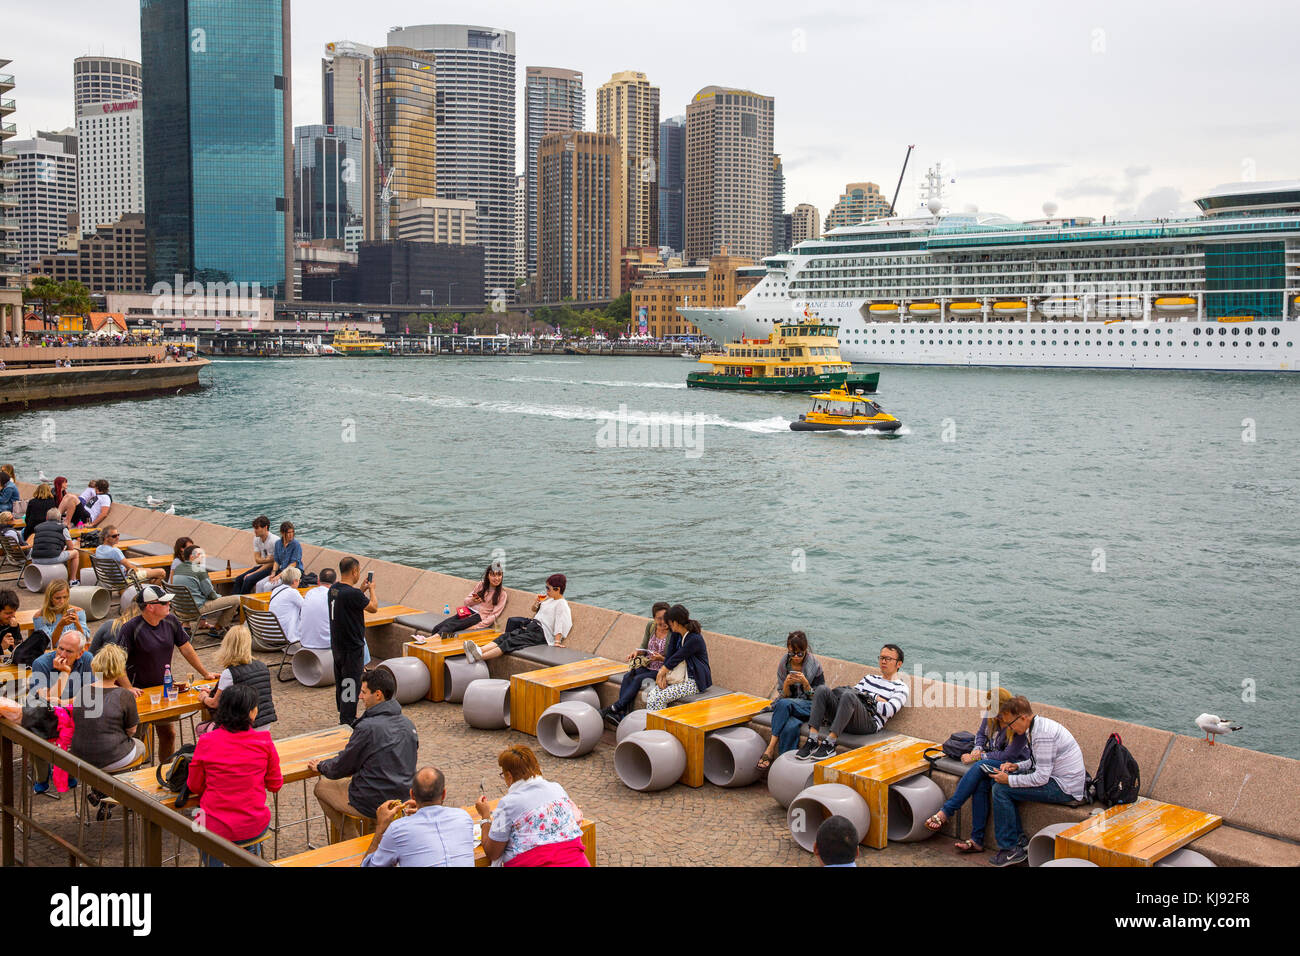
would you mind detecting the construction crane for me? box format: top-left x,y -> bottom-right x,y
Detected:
888,144 -> 915,217
360,71 -> 397,240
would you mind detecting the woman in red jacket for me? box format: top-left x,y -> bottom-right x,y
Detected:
187,684 -> 283,866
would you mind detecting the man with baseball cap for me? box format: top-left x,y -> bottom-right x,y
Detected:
115,584 -> 218,760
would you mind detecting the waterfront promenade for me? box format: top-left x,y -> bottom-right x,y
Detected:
0,347 -> 207,410
6,484 -> 1299,866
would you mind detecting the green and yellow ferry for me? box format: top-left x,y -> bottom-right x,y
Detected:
330,327 -> 389,356
686,320 -> 878,393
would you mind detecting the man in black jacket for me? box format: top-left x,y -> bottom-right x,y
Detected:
308,667 -> 418,843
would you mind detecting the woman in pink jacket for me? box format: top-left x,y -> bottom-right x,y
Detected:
187,684 -> 283,866
428,561 -> 508,638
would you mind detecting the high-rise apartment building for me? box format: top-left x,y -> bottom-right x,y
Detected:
684,86 -> 774,262
514,172 -> 526,286
396,197 -> 477,244
294,124 -> 365,242
597,70 -> 659,251
538,130 -> 623,302
0,59 -> 21,338
387,24 -> 516,304
77,98 -> 144,237
524,66 -> 583,280
10,132 -> 78,268
824,182 -> 889,231
791,203 -> 819,245
771,154 -> 786,253
657,115 -> 685,252
73,56 -> 142,114
141,0 -> 293,295
29,212 -> 146,294
322,41 -> 374,239
370,46 -> 436,241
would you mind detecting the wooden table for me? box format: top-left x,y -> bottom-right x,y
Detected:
645,692 -> 772,787
365,605 -> 424,629
813,734 -> 935,849
403,631 -> 501,702
240,587 -> 313,612
209,566 -> 251,587
0,662 -> 29,690
124,554 -> 173,570
1054,797 -> 1222,867
273,800 -> 596,867
136,679 -> 218,725
510,657 -> 627,736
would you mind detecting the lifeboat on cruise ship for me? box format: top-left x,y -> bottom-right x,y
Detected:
993,301 -> 1027,314
908,302 -> 940,316
868,303 -> 899,314
949,302 -> 981,314
1039,297 -> 1084,318
1155,296 -> 1196,312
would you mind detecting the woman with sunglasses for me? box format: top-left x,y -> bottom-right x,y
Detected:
756,630 -> 826,771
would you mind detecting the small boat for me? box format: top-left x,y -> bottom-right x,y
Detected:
868,303 -> 899,314
1155,296 -> 1196,312
790,387 -> 901,432
993,301 -> 1027,314
1039,297 -> 1084,317
908,302 -> 940,315
949,302 -> 981,313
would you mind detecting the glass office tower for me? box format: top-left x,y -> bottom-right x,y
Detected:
141,0 -> 292,295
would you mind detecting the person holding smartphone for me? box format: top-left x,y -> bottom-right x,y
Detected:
600,601 -> 670,727
328,557 -> 378,726
756,630 -> 826,770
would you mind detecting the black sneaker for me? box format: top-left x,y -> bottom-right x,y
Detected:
601,707 -> 623,729
810,738 -> 838,760
795,736 -> 820,760
990,846 -> 1028,867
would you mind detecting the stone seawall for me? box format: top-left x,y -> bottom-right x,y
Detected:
20,484 -> 1300,865
0,359 -> 207,411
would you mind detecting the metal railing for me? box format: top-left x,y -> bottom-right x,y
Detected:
1,718 -> 269,867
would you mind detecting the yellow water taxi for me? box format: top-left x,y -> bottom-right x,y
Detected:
331,327 -> 389,355
790,387 -> 901,433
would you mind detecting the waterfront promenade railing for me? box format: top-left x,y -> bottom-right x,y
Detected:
0,718 -> 267,867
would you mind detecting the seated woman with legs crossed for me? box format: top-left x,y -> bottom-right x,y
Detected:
601,601 -> 670,727
645,604 -> 712,711
464,573 -> 570,662
428,560 -> 508,638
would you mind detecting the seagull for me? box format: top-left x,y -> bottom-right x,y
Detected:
37,470 -> 50,482
146,495 -> 167,507
164,504 -> 176,515
1195,713 -> 1242,746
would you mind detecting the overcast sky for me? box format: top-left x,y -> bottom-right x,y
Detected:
8,0 -> 1297,223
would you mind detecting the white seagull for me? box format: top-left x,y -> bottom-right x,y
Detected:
37,469 -> 50,482
1195,713 -> 1242,746
164,504 -> 176,515
146,495 -> 167,507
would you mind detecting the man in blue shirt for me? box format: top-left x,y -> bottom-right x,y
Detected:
93,526 -> 165,584
362,766 -> 475,867
30,629 -> 94,704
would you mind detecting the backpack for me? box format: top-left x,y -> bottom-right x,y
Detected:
300,571 -> 318,587
1089,732 -> 1140,807
11,629 -> 51,669
155,743 -> 197,809
940,731 -> 976,759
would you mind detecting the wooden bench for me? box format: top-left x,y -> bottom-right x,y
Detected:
813,734 -> 936,849
402,631 -> 501,702
1054,797 -> 1222,866
645,692 -> 772,787
510,657 -> 628,736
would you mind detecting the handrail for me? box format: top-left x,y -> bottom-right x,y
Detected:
0,717 -> 270,867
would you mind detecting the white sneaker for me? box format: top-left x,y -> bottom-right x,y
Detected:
463,640 -> 483,663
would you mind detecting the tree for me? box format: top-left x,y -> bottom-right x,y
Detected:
23,278 -> 93,323
603,291 -> 632,322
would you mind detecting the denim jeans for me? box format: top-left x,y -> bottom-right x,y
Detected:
770,697 -> 813,754
200,827 -> 267,867
614,666 -> 658,713
991,777 -> 1075,849
940,758 -> 1001,845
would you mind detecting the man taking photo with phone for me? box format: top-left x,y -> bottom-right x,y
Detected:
329,557 -> 378,726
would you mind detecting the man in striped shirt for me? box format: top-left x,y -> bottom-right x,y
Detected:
796,644 -> 909,761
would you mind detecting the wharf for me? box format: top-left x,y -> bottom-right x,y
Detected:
0,349 -> 207,411
6,485 -> 1298,867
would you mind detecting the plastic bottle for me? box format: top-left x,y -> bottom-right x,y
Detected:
162,664 -> 174,701
443,604 -> 451,618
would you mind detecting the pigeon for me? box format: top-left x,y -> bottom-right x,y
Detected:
164,504 -> 176,515
1195,713 -> 1242,746
146,495 -> 167,507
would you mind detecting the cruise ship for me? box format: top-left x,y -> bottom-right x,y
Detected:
681,176 -> 1300,372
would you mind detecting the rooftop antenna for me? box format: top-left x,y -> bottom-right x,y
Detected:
888,144 -> 915,216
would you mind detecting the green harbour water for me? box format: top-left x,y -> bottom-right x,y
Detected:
3,355 -> 1297,758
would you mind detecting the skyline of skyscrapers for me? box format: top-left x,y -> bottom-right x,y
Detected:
77,96 -> 143,238
140,0 -> 293,295
293,123 -> 365,243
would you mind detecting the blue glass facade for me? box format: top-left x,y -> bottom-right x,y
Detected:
142,0 -> 289,293
658,117 -> 684,251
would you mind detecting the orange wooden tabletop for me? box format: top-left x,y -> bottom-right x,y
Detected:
364,605 -> 424,629
124,554 -> 174,570
405,630 -> 501,657
514,656 -> 627,690
814,734 -> 935,784
651,692 -> 772,731
275,725 -> 353,783
1055,797 -> 1222,866
208,566 -> 252,585
241,586 -> 312,610
0,662 -> 29,683
136,679 -> 217,722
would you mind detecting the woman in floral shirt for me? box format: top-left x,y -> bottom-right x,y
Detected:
475,745 -> 588,867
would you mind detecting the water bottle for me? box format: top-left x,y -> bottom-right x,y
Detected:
443,604 -> 451,619
162,664 -> 174,701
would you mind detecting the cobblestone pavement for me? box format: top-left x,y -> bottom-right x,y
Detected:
7,620 -> 985,868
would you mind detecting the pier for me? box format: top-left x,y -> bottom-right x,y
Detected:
0,348 -> 207,411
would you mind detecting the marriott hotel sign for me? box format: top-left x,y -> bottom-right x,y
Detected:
97,100 -> 140,114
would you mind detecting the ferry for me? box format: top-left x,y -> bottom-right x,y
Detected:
687,320 -> 879,392
330,327 -> 389,356
681,174 -> 1300,372
790,388 -> 901,432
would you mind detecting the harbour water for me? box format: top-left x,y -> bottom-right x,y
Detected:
3,356 -> 1297,758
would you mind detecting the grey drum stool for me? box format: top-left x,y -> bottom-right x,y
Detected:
1027,822 -> 1078,867
767,751 -> 816,808
559,686 -> 600,709
463,679 -> 512,730
377,657 -> 431,705
703,726 -> 766,788
614,709 -> 649,744
292,647 -> 336,687
444,657 -> 488,703
1155,847 -> 1216,867
1040,858 -> 1099,867
21,563 -> 68,593
615,730 -> 686,792
886,774 -> 945,842
537,701 -> 604,758
787,783 -> 871,851
68,585 -> 111,620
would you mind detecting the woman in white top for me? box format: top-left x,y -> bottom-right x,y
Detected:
464,573 -> 571,663
474,745 -> 588,867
